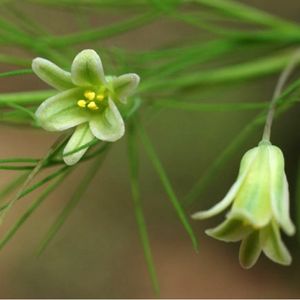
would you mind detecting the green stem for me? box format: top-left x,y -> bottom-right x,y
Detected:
0,90 -> 54,105
185,0 -> 299,30
127,120 -> 160,295
262,50 -> 300,141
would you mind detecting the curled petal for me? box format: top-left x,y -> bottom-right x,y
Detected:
192,180 -> 241,220
112,73 -> 140,103
35,88 -> 89,131
239,231 -> 261,269
32,57 -> 74,91
89,99 -> 124,142
63,123 -> 95,166
268,146 -> 295,235
192,149 -> 257,220
261,222 -> 292,266
71,49 -> 106,87
205,218 -> 253,242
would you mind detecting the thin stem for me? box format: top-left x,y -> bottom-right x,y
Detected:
262,50 -> 300,141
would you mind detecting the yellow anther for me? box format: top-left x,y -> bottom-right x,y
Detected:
96,94 -> 105,101
87,101 -> 99,111
84,90 -> 96,101
77,100 -> 87,108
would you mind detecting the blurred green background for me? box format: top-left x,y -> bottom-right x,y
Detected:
0,0 -> 300,298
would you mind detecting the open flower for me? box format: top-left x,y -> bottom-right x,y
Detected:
32,49 -> 140,165
192,140 -> 295,268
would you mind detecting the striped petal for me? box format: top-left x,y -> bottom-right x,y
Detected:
71,49 -> 106,87
206,218 -> 253,242
63,123 -> 95,165
268,146 -> 295,235
111,73 -> 140,103
32,57 -> 74,91
261,222 -> 292,266
89,99 -> 124,142
35,88 -> 89,131
232,143 -> 272,228
239,231 -> 261,269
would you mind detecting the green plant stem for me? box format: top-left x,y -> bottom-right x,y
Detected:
0,135 -> 68,221
140,50 -> 300,92
0,69 -> 32,78
37,153 -> 108,255
127,120 -> 160,295
0,90 -> 54,106
139,124 -> 198,251
0,169 -> 71,251
262,50 -> 300,140
186,0 -> 299,30
44,11 -> 159,47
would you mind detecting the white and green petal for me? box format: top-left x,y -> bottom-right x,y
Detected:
63,123 -> 95,166
111,73 -> 140,103
260,222 -> 292,265
35,88 -> 89,131
32,57 -> 74,91
268,146 -> 295,235
192,146 -> 257,220
89,98 -> 124,142
232,143 -> 272,228
206,218 -> 253,242
71,49 -> 106,87
239,231 -> 261,269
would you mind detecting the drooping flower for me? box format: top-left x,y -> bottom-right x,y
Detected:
32,49 -> 140,165
192,140 -> 295,268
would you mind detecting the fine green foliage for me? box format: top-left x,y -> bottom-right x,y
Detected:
0,0 -> 300,294
127,120 -> 160,295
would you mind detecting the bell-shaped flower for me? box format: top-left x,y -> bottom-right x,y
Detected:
32,49 -> 140,165
192,140 -> 295,268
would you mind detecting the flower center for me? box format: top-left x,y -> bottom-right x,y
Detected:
77,88 -> 107,111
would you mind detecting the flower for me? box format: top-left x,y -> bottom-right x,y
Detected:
32,49 -> 140,165
192,140 -> 295,268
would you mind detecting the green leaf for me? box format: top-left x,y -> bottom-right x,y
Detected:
0,169 -> 70,251
190,0 -> 298,30
0,69 -> 32,78
127,120 -> 160,295
47,12 -> 158,47
0,172 -> 29,201
37,152 -> 108,255
139,125 -> 199,251
0,135 -> 69,221
153,100 -> 268,112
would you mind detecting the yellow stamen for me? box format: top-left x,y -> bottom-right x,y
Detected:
96,94 -> 105,101
84,90 -> 96,101
87,101 -> 99,110
77,99 -> 87,108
